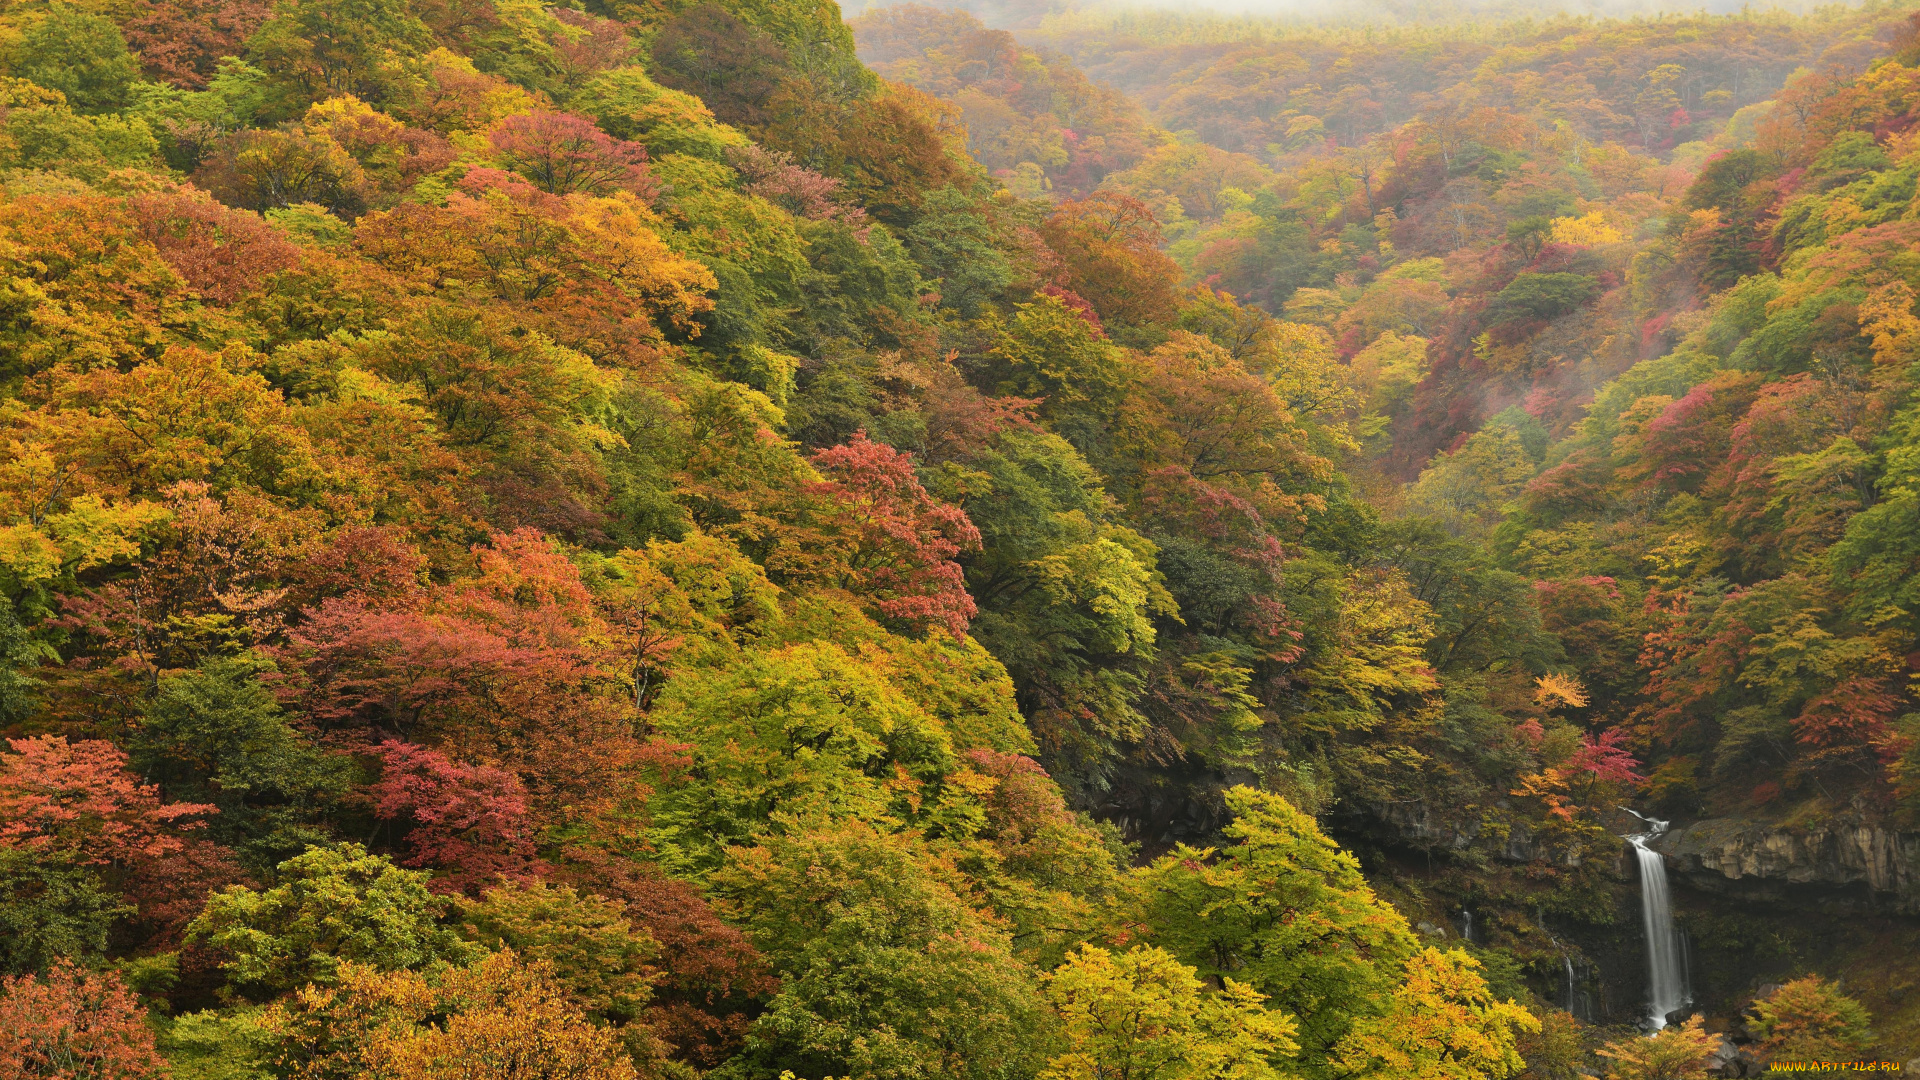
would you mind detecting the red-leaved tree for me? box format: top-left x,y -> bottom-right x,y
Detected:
488,111 -> 654,198
1567,728 -> 1646,804
128,191 -> 302,305
726,144 -> 867,230
121,0 -> 272,89
807,433 -> 982,638
279,532 -> 648,816
0,737 -> 212,869
0,961 -> 164,1079
0,736 -> 236,947
370,741 -> 545,895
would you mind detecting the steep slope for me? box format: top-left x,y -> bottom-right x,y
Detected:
0,0 -> 1914,1072
859,0 -> 1920,1050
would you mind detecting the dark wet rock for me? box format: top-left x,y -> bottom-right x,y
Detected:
1706,1036 -> 1765,1078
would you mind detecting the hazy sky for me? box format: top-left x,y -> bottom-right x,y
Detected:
845,0 -> 1842,30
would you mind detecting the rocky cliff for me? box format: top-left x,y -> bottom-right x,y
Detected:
1656,818 -> 1920,915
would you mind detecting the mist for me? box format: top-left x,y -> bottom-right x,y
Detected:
843,0 -> 1859,32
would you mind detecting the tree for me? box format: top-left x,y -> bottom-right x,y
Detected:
728,144 -> 866,227
369,742 -> 544,894
190,126 -> 370,217
1132,787 -> 1421,1073
278,531 -> 655,814
544,10 -> 637,100
955,749 -> 1122,962
19,341 -> 318,506
1483,273 -> 1600,328
487,111 -> 653,198
1671,148 -> 1779,290
1127,330 -> 1330,498
343,308 -> 592,452
0,851 -> 127,975
1043,944 -> 1300,1080
1594,1017 -> 1715,1080
575,66 -> 743,160
1515,1009 -> 1590,1080
0,961 -> 163,1079
302,96 -> 455,209
8,6 -> 141,113
0,599 -> 38,727
374,954 -> 647,1080
1332,948 -> 1538,1080
552,853 -> 778,1069
0,736 -> 213,872
1336,278 -> 1450,351
350,187 -> 713,366
457,881 -> 663,1055
711,819 -> 1050,1080
0,699 -> 244,956
187,842 -> 477,997
904,186 -> 1013,318
933,428 -> 1168,792
806,433 -> 981,637
648,641 -> 964,868
242,0 -> 434,114
647,4 -> 794,130
830,83 -> 969,227
1348,332 -> 1427,439
1038,192 -> 1181,334
137,655 -> 350,870
1404,427 -> 1537,537
262,951 -> 642,1080
121,0 -> 273,90
0,101 -> 160,181
1750,976 -> 1873,1061
1565,729 -> 1645,798
990,295 -> 1135,457
128,190 -> 302,305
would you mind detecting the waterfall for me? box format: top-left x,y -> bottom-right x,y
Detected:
1541,916 -> 1596,1024
1625,811 -> 1690,1029
1457,908 -> 1475,944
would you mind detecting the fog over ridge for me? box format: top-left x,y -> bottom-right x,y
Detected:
843,0 -> 1873,32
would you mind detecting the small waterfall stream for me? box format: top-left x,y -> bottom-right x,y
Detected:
1541,917 -> 1597,1023
1625,811 -> 1691,1029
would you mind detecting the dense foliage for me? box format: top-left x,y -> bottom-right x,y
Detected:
856,0 -> 1920,830
0,0 -> 1912,1072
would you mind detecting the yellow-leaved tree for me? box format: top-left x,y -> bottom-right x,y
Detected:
1042,943 -> 1300,1080
1332,947 -> 1539,1080
262,950 -> 653,1080
1594,1016 -> 1716,1080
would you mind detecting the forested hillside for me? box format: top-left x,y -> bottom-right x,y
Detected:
855,0 -> 1920,1055
0,0 -> 1915,1074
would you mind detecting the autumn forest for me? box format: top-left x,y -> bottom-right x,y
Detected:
0,0 -> 1917,1073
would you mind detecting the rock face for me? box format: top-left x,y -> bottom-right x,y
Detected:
1656,818 -> 1920,915
1359,801 -> 1586,865
1706,1035 -> 1764,1078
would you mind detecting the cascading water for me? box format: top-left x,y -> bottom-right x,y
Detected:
1625,810 -> 1691,1029
1541,918 -> 1597,1024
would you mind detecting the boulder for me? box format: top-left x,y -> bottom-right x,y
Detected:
1706,1036 -> 1764,1078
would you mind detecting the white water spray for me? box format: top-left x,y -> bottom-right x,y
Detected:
1624,810 -> 1690,1029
